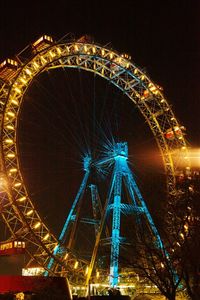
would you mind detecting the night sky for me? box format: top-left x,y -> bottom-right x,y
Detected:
0,0 -> 199,143
0,0 -> 199,274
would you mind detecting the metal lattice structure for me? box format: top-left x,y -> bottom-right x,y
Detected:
0,34 -> 189,284
84,142 -> 166,287
45,155 -> 92,276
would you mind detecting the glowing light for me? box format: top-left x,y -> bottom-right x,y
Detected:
74,261 -> 78,269
11,99 -> 19,105
92,46 -> 96,54
15,292 -> 24,300
15,87 -> 21,94
0,176 -> 7,189
53,244 -> 58,251
43,233 -> 50,241
9,168 -> 17,173
33,222 -> 41,229
33,36 -> 44,46
7,111 -> 15,117
96,271 -> 100,278
85,266 -> 89,275
6,125 -> 14,131
134,68 -> 138,74
25,68 -> 32,76
33,61 -> 39,69
56,47 -> 62,54
101,49 -> 105,56
20,78 -> 27,84
64,253 -> 69,260
5,139 -> 13,144
22,267 -> 44,276
160,262 -> 164,268
74,44 -> 79,52
180,233 -> 184,239
26,209 -> 34,216
14,182 -> 21,187
180,148 -> 200,168
17,196 -> 26,202
49,51 -> 56,58
109,52 -> 113,59
41,56 -> 47,63
7,153 -> 15,158
0,60 -> 6,67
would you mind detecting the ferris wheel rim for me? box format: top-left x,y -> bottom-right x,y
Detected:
0,37 -> 190,279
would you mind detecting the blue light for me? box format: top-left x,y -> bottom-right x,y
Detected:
98,142 -> 165,287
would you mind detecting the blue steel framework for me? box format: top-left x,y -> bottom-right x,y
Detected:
86,142 -> 164,287
90,184 -> 104,237
45,155 -> 92,275
53,142 -> 165,287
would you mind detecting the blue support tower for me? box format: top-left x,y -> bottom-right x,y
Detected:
45,155 -> 91,275
44,142 -> 170,288
109,144 -> 124,287
94,142 -> 164,287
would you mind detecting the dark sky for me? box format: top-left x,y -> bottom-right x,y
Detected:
0,0 -> 199,274
0,0 -> 199,146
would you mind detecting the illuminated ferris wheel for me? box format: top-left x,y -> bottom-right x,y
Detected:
0,34 -> 189,285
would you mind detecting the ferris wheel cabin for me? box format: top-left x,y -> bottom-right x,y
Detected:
0,240 -> 25,256
0,58 -> 19,82
32,35 -> 54,53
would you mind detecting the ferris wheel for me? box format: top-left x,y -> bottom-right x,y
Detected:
0,34 -> 189,285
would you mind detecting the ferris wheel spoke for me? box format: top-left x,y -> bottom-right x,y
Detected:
0,35 -> 190,284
